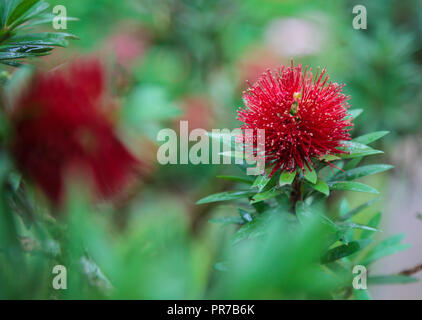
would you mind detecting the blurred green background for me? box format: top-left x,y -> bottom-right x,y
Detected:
2,0 -> 422,299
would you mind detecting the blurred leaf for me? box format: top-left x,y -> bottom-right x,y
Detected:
354,289 -> 371,300
209,217 -> 244,225
237,208 -> 253,223
216,175 -> 253,185
368,274 -> 418,285
232,212 -> 271,244
5,32 -> 77,47
6,0 -> 40,27
361,212 -> 382,239
360,234 -> 410,265
337,222 -> 379,233
339,199 -> 379,221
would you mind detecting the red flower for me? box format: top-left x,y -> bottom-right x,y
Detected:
237,62 -> 352,175
11,58 -> 139,204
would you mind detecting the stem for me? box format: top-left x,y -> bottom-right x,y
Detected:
398,263 -> 422,276
290,176 -> 303,211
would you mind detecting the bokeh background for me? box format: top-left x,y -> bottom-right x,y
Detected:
13,0 -> 422,299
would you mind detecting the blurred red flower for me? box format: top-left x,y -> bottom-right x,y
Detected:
10,58 -> 139,204
237,62 -> 352,175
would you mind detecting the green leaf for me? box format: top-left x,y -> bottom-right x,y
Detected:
196,190 -> 255,204
328,181 -> 379,194
353,131 -> 389,145
310,178 -> 329,196
368,274 -> 418,285
354,289 -> 371,300
303,166 -> 317,184
251,173 -> 271,191
0,51 -> 29,60
279,170 -> 296,187
360,234 -> 410,265
0,0 -> 19,28
19,14 -> 78,29
337,222 -> 379,233
238,208 -> 253,222
322,240 -> 370,263
250,189 -> 280,204
10,1 -> 49,28
339,199 -> 379,221
319,154 -> 341,162
209,216 -> 244,225
344,157 -> 362,170
331,164 -> 393,182
338,141 -> 383,159
6,0 -> 40,27
0,44 -> 54,54
295,202 -> 341,245
361,212 -> 382,239
347,109 -> 363,120
232,213 -> 272,244
339,198 -> 350,216
216,175 -> 253,185
5,32 -> 77,47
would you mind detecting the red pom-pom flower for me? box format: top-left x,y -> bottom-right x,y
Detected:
10,58 -> 139,204
237,62 -> 352,175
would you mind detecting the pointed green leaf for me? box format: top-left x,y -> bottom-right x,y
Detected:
319,154 -> 341,162
303,166 -> 317,184
251,173 -> 271,191
328,181 -> 379,194
279,170 -> 296,187
338,222 -> 379,233
6,0 -> 40,27
347,109 -> 363,119
5,32 -> 77,47
331,164 -> 393,182
310,178 -> 330,196
353,131 -> 389,146
322,240 -> 371,263
196,190 -> 256,204
361,212 -> 382,239
338,141 -> 383,159
360,234 -> 410,265
250,189 -> 280,204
